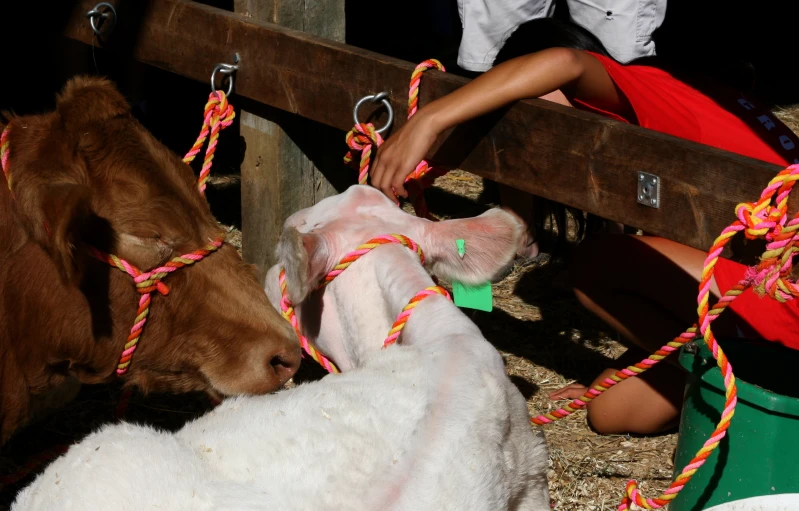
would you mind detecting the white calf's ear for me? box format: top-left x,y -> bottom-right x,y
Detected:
276,227 -> 329,304
424,208 -> 523,284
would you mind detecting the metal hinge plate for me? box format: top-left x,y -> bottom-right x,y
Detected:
637,172 -> 660,208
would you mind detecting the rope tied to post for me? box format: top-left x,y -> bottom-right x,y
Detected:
183,90 -> 236,195
344,123 -> 384,185
344,59 -> 448,220
94,88 -> 236,375
532,163 -> 799,509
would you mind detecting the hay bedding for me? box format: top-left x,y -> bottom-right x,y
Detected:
1,107 -> 798,510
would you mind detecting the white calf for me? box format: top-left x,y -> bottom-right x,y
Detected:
13,185 -> 550,511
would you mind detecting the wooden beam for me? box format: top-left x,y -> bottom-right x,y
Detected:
59,0 -> 789,254
234,0 -> 344,279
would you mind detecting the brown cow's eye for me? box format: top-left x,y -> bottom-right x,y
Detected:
128,228 -> 162,240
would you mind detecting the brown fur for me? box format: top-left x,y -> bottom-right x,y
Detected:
0,76 -> 300,444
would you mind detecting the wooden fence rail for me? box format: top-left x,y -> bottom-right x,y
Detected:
58,0 -> 788,258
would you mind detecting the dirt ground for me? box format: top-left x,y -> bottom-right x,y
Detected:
1,97 -> 798,510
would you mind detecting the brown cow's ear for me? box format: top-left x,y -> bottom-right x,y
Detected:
39,183 -> 92,284
56,76 -> 130,128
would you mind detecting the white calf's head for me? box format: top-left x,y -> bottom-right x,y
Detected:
264,185 -> 523,369
269,185 -> 523,303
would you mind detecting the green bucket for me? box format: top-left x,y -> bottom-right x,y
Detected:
670,337 -> 799,510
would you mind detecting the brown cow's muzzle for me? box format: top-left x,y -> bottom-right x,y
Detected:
266,331 -> 302,386
203,318 -> 301,396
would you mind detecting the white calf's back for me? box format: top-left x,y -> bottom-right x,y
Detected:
13,349 -> 547,510
14,319 -> 548,510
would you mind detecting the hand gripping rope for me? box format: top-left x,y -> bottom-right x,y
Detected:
344,60 -> 449,221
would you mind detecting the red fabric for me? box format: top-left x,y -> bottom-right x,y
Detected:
573,52 -> 796,167
713,258 -> 799,350
570,52 -> 799,348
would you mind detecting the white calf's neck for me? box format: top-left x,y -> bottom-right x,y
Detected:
297,243 -> 482,372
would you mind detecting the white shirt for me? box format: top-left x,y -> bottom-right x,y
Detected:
457,0 -> 668,71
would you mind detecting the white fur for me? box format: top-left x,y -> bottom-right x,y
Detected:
13,186 -> 549,511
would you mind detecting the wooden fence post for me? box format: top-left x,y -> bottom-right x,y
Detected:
234,0 -> 345,280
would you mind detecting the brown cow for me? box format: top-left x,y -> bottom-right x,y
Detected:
0,76 -> 300,444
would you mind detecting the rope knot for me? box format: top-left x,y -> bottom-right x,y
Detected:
204,91 -> 236,127
738,203 -> 775,239
135,276 -> 170,296
345,123 -> 381,151
89,236 -> 225,375
344,123 -> 383,185
184,90 -> 236,195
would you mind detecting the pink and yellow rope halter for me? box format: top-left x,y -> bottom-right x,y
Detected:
89,239 -> 224,374
279,233 -> 450,374
383,286 -> 449,349
0,90 -> 235,375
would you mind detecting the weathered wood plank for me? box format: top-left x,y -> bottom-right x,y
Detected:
235,0 -> 344,278
59,0 -> 791,254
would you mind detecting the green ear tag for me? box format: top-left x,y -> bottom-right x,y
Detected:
451,239 -> 493,312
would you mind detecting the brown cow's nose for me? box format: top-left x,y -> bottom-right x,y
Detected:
268,343 -> 301,385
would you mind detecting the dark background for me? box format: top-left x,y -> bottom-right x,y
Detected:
2,0 -> 798,116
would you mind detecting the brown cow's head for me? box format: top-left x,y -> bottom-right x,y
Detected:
0,77 -> 299,441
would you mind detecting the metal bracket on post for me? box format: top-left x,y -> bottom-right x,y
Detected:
211,53 -> 240,96
86,2 -> 117,38
353,92 -> 394,134
637,171 -> 660,208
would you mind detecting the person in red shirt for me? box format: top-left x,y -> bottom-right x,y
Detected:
370,18 -> 799,435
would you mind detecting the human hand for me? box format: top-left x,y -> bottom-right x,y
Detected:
548,383 -> 589,401
371,113 -> 439,204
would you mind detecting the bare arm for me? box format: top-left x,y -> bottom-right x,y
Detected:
370,48 -> 628,202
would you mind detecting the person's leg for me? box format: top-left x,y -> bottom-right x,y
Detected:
560,234 -> 740,434
549,346 -> 685,434
569,234 -> 734,354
